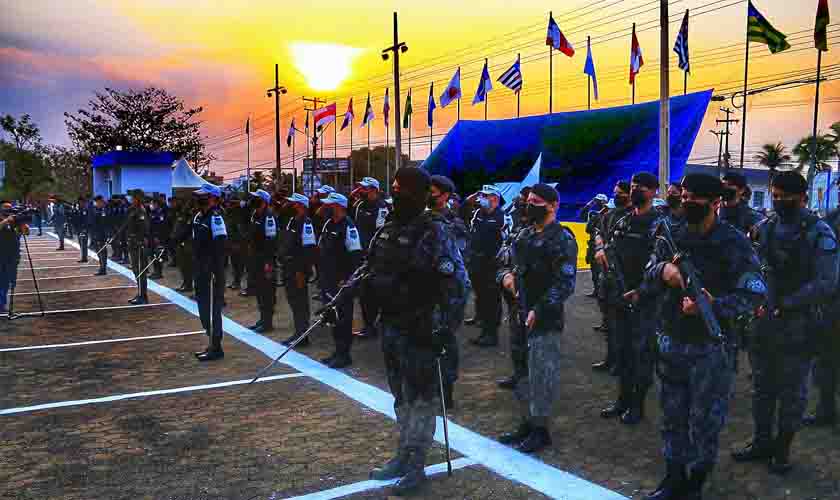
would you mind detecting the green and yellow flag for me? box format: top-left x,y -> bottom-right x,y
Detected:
816,0 -> 830,52
747,1 -> 791,54
402,89 -> 413,129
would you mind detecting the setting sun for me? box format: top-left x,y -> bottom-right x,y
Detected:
289,42 -> 362,91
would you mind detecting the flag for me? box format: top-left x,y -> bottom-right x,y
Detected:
473,60 -> 493,105
497,55 -> 523,93
584,43 -> 599,100
427,82 -> 436,128
304,113 -> 309,136
245,116 -> 250,135
674,10 -> 690,73
314,103 -> 336,129
384,88 -> 391,128
439,68 -> 462,108
629,24 -> 644,84
747,1 -> 791,54
286,118 -> 295,147
340,99 -> 354,131
816,0 -> 830,52
403,89 -> 413,129
546,14 -> 575,57
361,94 -> 375,127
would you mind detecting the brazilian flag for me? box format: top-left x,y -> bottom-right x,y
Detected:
747,1 -> 791,54
402,89 -> 413,130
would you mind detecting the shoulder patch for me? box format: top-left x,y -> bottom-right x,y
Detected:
562,263 -> 576,276
746,278 -> 767,294
438,258 -> 455,276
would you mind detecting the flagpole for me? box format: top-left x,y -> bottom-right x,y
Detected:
334,112 -> 337,162
457,66 -> 461,122
659,0 -> 671,195
587,37 -> 592,110
367,121 -> 371,175
812,48 -> 823,192
739,21 -> 750,169
246,117 -> 251,192
292,126 -> 296,192
684,9 -> 689,96
484,59 -> 489,120
430,81 -> 435,154
386,102 -> 390,188
517,53 -> 521,118
350,116 -> 354,186
632,23 -> 636,105
408,88 -> 413,161
549,11 -> 554,114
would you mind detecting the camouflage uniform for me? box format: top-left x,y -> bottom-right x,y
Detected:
646,220 -> 765,475
499,222 -> 577,429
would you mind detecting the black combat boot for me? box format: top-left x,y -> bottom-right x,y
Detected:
592,360 -> 612,372
326,352 -> 352,369
391,448 -> 427,495
602,381 -> 631,419
732,438 -> 774,463
247,319 -> 263,331
497,374 -> 520,390
498,421 -> 531,445
621,386 -> 648,425
370,448 -> 410,480
644,461 -> 686,500
681,464 -> 711,500
197,335 -> 224,362
768,431 -> 795,475
516,426 -> 552,453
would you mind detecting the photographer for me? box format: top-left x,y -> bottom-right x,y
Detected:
1,202 -> 29,314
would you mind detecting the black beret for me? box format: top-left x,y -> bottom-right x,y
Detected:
631,172 -> 659,190
94,195 -> 104,201
395,167 -> 431,193
722,172 -> 748,189
616,181 -> 631,193
531,183 -> 558,203
681,174 -> 722,199
430,175 -> 455,194
771,171 -> 808,195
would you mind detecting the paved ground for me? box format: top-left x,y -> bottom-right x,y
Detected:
1,232 -> 838,500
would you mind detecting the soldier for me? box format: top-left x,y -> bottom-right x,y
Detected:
224,195 -> 248,290
172,198 -> 195,292
352,177 -> 390,339
52,197 -> 66,251
642,174 -> 766,500
659,183 -> 685,227
428,175 -> 471,406
719,172 -> 762,234
321,167 -> 467,494
497,183 -> 578,453
584,194 -> 608,299
148,197 -> 167,280
466,185 -> 505,347
592,181 -> 632,373
733,171 -> 839,474
76,195 -> 91,263
126,190 -> 150,305
595,172 -> 662,425
246,189 -> 279,333
192,183 -> 228,361
166,197 -> 179,268
805,207 -> 840,427
279,193 -> 318,347
90,195 -> 110,276
317,192 -> 363,368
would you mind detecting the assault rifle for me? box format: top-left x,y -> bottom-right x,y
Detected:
603,242 -> 632,310
654,220 -> 723,342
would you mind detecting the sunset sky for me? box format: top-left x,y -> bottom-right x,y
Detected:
1,0 -> 838,180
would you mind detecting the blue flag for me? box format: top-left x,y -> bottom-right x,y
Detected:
427,82 -> 436,128
584,42 -> 599,100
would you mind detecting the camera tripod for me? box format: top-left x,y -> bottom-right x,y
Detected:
6,233 -> 46,320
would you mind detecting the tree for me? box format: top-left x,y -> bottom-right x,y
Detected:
0,141 -> 52,201
43,146 -> 92,200
0,114 -> 42,151
793,133 -> 836,186
754,142 -> 791,184
64,87 -> 214,170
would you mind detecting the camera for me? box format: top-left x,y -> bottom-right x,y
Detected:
0,206 -> 35,226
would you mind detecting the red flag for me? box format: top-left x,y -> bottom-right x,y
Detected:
384,88 -> 391,128
314,103 -> 336,129
340,99 -> 354,131
547,14 -> 575,57
629,24 -> 644,84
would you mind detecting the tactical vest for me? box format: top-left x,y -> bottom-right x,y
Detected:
613,211 -> 658,289
514,224 -> 574,318
766,214 -> 820,301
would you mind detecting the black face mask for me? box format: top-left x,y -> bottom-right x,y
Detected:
393,191 -> 427,222
683,201 -> 710,224
526,203 -> 548,223
427,195 -> 441,210
614,194 -> 630,207
722,187 -> 738,202
666,195 -> 682,209
630,190 -> 647,208
773,199 -> 799,219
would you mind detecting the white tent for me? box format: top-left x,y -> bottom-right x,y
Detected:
493,153 -> 557,212
171,158 -> 206,189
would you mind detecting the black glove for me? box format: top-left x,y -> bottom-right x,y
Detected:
316,305 -> 339,326
431,329 -> 450,357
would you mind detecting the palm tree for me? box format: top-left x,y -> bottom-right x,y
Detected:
754,142 -> 791,184
793,133 -> 836,187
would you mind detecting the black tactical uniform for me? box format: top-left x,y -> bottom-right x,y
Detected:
126,197 -> 150,304
279,209 -> 317,346
90,200 -> 111,276
353,193 -> 390,338
192,199 -> 227,361
248,205 -> 279,333
467,193 -> 505,346
148,203 -> 167,279
76,198 -> 91,263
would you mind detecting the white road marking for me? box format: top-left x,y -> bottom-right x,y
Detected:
3,302 -> 174,317
284,458 -> 479,500
16,274 -> 109,282
0,330 -> 205,352
19,265 -> 98,270
49,231 -> 625,500
0,373 -> 305,415
11,285 -> 135,296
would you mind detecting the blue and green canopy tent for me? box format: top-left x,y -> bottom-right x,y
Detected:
422,90 -> 712,220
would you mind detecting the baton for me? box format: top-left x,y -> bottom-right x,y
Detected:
436,352 -> 453,477
248,316 -> 325,385
94,218 -> 131,258
136,248 -> 167,279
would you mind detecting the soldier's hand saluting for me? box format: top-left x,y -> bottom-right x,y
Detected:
662,262 -> 685,289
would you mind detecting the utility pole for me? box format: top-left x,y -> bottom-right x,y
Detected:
658,0 -> 670,194
710,129 -> 726,177
382,12 -> 408,180
303,96 -> 325,195
266,63 -> 287,191
716,107 -> 738,170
